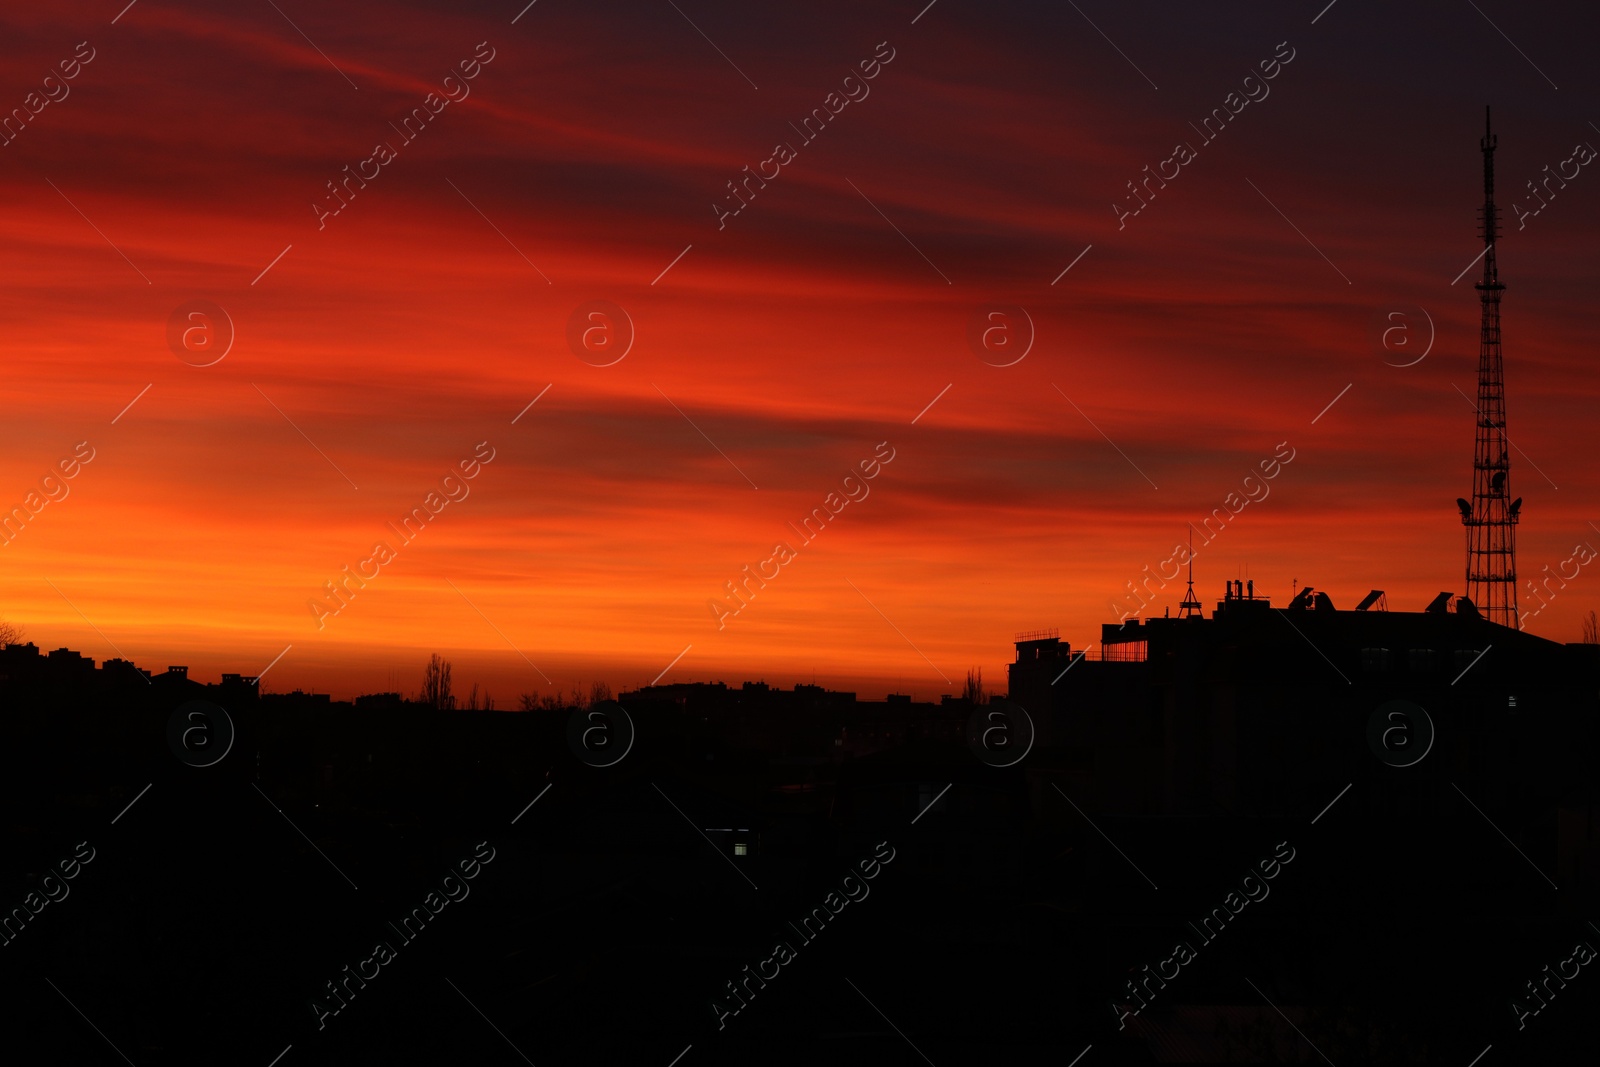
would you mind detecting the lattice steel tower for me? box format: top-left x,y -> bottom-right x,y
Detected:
1457,106 -> 1521,627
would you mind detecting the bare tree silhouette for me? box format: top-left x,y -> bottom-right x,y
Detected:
962,667 -> 986,704
0,618 -> 22,648
421,653 -> 454,710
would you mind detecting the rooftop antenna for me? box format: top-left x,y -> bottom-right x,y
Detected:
1179,528 -> 1203,618
1459,105 -> 1520,627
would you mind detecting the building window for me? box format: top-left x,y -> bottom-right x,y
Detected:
1361,648 -> 1391,672
1408,648 -> 1435,673
734,843 -> 747,856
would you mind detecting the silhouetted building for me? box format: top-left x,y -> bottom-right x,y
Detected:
1010,580 -> 1598,820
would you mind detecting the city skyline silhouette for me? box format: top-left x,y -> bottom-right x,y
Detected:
5,3 -> 1600,1065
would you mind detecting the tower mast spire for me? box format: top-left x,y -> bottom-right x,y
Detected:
1179,527 -> 1202,618
1459,106 -> 1520,627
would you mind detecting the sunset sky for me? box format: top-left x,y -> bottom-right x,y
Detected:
3,0 -> 1599,702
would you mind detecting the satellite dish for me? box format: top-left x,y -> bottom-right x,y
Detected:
1456,498 -> 1472,520
1509,497 -> 1522,518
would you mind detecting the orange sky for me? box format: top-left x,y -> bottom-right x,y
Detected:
4,0 -> 1600,701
